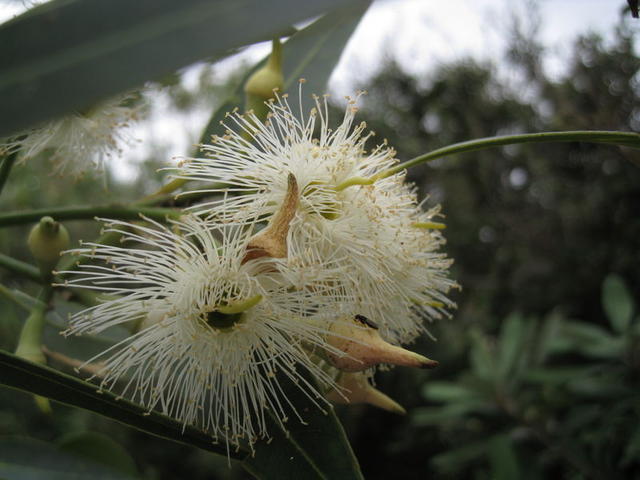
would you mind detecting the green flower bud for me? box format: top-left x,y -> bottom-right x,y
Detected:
244,38 -> 284,121
27,216 -> 70,275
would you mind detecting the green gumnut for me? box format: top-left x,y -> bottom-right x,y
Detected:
27,216 -> 70,267
244,38 -> 283,122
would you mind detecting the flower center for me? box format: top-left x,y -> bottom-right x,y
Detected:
204,294 -> 263,331
206,310 -> 243,330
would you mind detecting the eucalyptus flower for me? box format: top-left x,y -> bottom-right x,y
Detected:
1,93 -> 138,178
58,215 -> 343,449
172,88 -> 457,343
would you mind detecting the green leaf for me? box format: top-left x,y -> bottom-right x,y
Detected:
469,328 -> 495,382
412,401 -> 496,426
496,312 -> 526,384
602,274 -> 634,334
0,0 -> 356,136
524,366 -> 593,385
196,1 -> 371,147
57,432 -> 138,477
0,350 -> 363,479
0,437 -> 137,480
244,369 -> 364,480
0,350 -> 245,459
488,435 -> 520,480
550,321 -> 625,359
422,382 -> 481,403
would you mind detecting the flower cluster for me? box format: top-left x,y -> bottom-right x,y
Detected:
1,93 -> 138,178
62,89 -> 457,450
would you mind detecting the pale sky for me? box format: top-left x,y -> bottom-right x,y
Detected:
0,0 -> 633,180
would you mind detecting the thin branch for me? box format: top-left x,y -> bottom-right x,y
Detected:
373,131 -> 640,180
0,205 -> 181,227
0,253 -> 41,282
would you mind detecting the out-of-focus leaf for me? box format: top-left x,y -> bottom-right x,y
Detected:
602,274 -> 634,334
57,432 -> 138,477
0,0 -> 356,136
0,437 -> 137,480
567,375 -> 630,398
469,328 -> 495,382
488,435 -> 520,480
547,321 -> 624,359
524,366 -> 593,385
412,401 -> 497,426
497,312 -> 526,384
532,311 -> 563,365
196,1 -> 371,148
422,382 -> 483,403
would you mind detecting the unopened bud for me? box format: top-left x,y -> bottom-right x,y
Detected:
326,372 -> 406,415
244,38 -> 284,120
325,314 -> 439,372
244,173 -> 298,263
27,216 -> 70,275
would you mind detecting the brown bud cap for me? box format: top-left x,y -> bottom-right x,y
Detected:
243,173 -> 298,263
326,372 -> 406,415
325,315 -> 439,372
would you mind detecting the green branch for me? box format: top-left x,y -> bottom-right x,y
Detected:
374,131 -> 640,179
0,205 -> 181,227
0,252 -> 42,282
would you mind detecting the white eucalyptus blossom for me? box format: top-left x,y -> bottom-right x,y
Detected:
58,215 -> 344,449
1,93 -> 138,178
172,87 -> 457,343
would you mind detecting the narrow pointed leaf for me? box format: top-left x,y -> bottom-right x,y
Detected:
0,0 -> 356,136
0,350 -> 246,459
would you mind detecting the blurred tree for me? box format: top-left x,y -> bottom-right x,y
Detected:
341,13 -> 640,480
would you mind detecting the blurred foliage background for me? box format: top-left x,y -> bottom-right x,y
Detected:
1,2 -> 639,479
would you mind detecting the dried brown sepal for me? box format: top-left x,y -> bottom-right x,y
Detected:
243,173 -> 299,263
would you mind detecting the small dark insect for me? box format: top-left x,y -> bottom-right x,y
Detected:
355,314 -> 379,330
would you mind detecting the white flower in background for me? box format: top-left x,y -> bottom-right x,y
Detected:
172,89 -> 457,343
58,215 -> 343,448
0,93 -> 138,178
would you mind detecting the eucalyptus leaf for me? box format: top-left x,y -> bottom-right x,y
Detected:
0,350 -> 363,479
0,350 -> 244,459
602,274 -> 634,334
0,0 -> 357,135
244,368 -> 364,480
